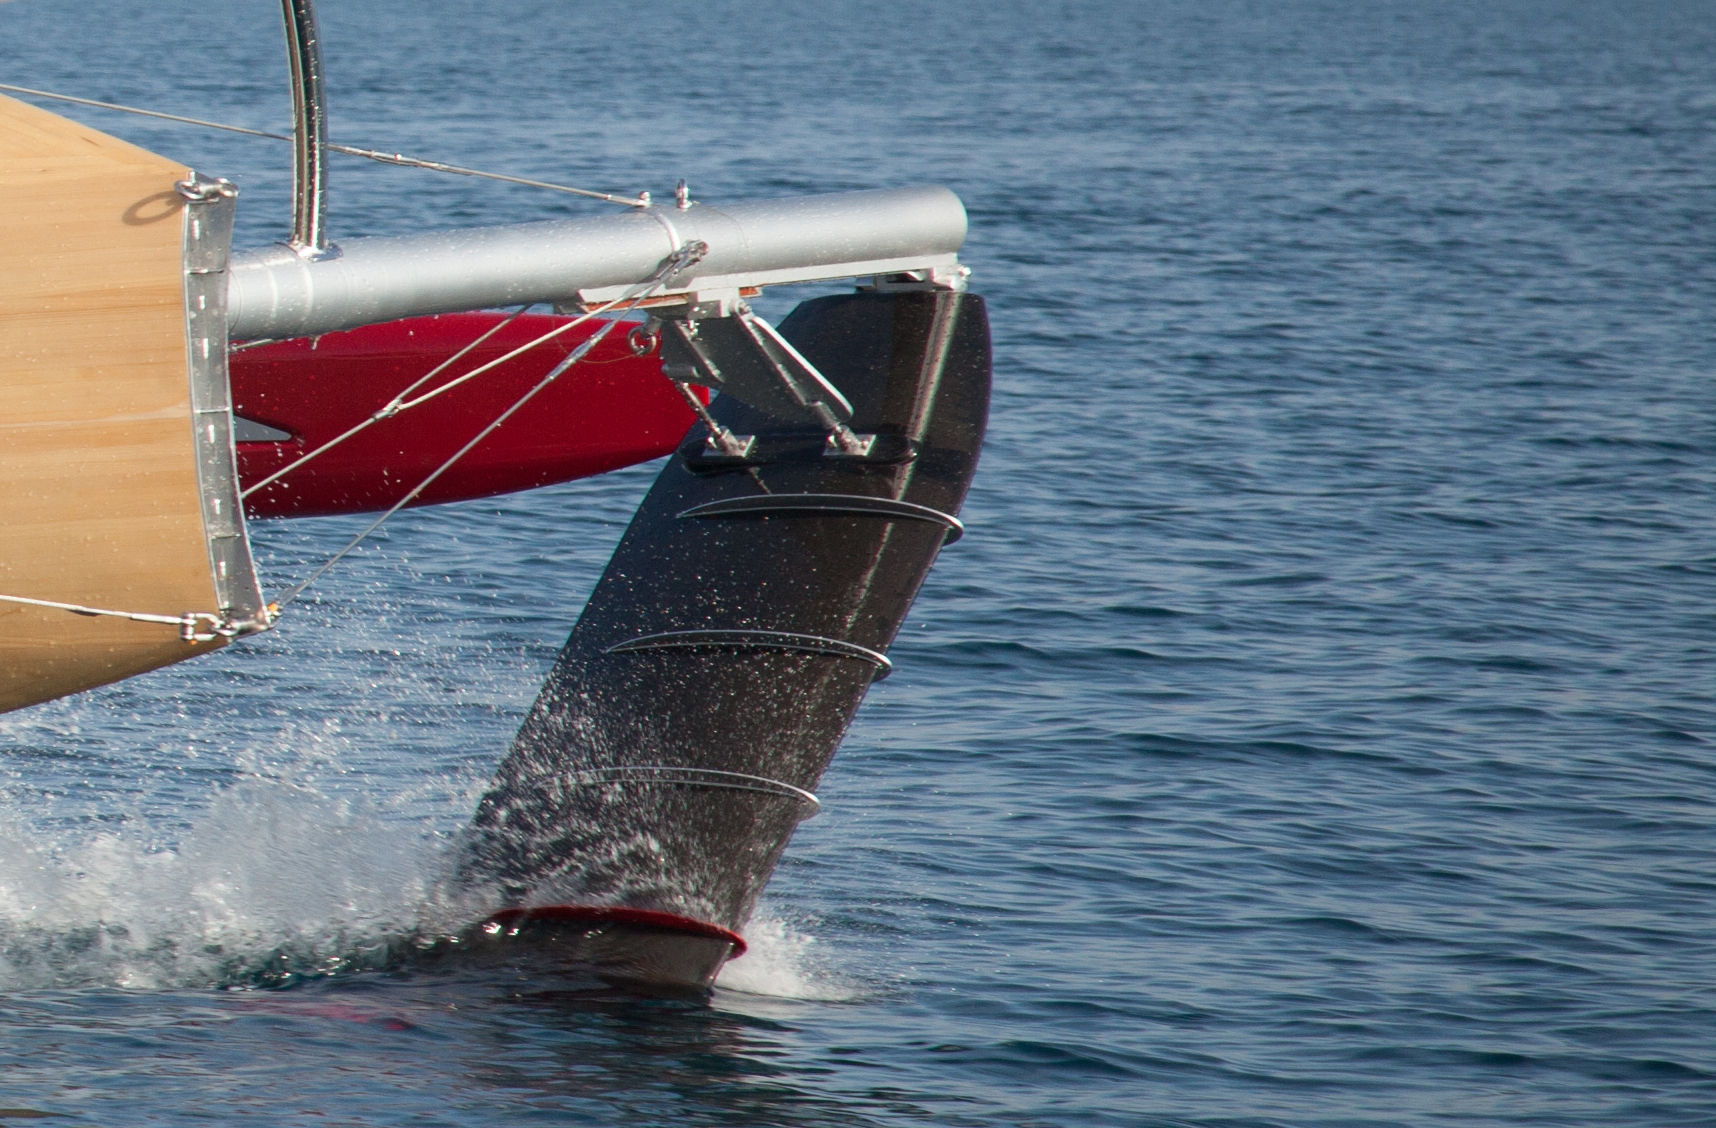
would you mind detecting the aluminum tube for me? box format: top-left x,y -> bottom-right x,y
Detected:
280,0 -> 331,255
227,185 -> 967,340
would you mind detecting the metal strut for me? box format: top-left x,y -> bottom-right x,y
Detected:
281,0 -> 331,257
651,302 -> 879,460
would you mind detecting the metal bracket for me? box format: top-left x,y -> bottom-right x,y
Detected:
178,174 -> 270,634
628,322 -> 754,460
653,304 -> 878,458
860,264 -> 971,293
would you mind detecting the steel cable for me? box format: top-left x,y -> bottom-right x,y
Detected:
0,82 -> 648,206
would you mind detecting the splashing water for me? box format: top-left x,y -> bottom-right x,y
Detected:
0,742 -> 848,996
716,909 -> 854,1002
0,774 -> 479,991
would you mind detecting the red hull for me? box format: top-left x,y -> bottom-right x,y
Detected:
474,905 -> 746,990
231,312 -> 697,519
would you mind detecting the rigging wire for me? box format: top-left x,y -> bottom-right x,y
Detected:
238,303 -> 532,500
0,244 -> 706,637
239,293 -> 659,501
0,593 -> 232,640
0,82 -> 647,206
0,86 -> 707,637
268,241 -> 708,612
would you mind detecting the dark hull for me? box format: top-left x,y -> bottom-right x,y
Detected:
458,289 -> 992,989
459,907 -> 746,991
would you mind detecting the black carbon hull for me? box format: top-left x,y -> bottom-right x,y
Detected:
457,289 -> 992,988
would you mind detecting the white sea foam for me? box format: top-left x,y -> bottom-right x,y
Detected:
715,908 -> 854,1002
0,773 -> 469,991
0,682 -> 847,995
0,762 -> 849,999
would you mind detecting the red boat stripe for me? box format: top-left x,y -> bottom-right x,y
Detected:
484,904 -> 747,958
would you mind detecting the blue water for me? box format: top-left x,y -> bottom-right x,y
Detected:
2,0 -> 1715,1123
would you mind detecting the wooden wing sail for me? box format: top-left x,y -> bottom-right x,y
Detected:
0,94 -> 265,714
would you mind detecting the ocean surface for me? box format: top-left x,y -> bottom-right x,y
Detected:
2,0 -> 1715,1123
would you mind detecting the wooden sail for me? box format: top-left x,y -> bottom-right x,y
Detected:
0,94 -> 261,713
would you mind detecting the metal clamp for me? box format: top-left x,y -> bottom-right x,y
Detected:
176,177 -> 237,204
178,610 -> 275,644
